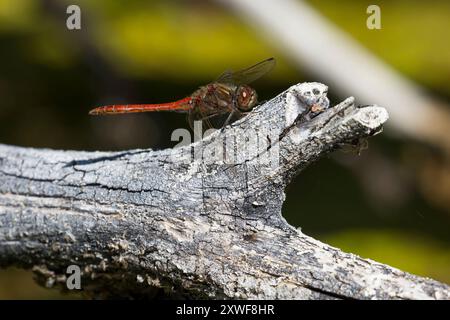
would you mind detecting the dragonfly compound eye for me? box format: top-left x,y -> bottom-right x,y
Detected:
236,85 -> 258,111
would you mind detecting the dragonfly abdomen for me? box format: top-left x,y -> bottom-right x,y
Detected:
89,97 -> 192,115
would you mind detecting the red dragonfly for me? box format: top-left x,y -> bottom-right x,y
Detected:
89,58 -> 276,129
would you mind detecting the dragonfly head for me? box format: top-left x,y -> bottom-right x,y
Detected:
236,85 -> 258,112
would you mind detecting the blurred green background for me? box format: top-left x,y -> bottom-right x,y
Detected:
0,0 -> 449,299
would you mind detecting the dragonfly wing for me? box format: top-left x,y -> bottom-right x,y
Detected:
216,57 -> 276,85
188,107 -> 216,132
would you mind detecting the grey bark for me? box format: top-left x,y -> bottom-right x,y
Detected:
0,82 -> 448,299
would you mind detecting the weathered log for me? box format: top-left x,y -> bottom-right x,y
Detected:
0,83 -> 448,299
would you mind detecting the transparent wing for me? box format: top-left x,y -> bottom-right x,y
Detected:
216,57 -> 276,85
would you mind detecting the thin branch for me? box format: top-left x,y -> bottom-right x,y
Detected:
219,0 -> 450,151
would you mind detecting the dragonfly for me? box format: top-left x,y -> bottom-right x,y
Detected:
89,58 -> 276,129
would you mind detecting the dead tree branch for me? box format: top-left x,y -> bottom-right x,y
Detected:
0,83 -> 448,299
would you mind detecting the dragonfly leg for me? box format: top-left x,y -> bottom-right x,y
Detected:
221,111 -> 235,132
